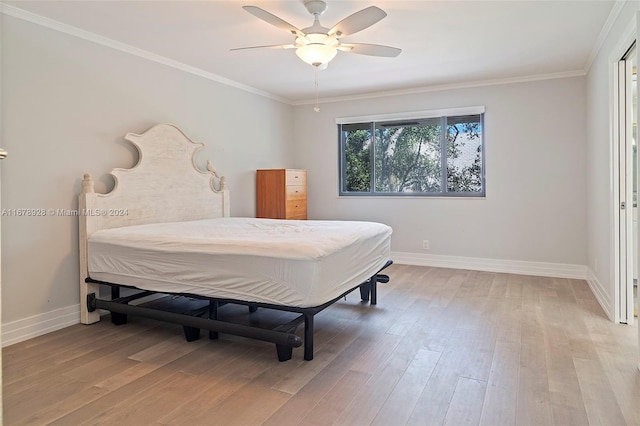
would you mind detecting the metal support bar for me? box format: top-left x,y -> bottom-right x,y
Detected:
209,300 -> 219,340
304,314 -> 314,361
273,314 -> 305,334
88,294 -> 302,348
110,291 -> 155,325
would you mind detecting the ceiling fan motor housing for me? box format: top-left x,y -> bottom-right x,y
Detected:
304,0 -> 327,16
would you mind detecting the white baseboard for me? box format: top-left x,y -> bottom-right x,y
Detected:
585,268 -> 613,321
390,251 -> 589,279
391,251 -> 618,319
2,304 -> 80,347
1,292 -> 173,347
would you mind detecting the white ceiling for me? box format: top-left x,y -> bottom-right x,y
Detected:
4,0 -> 617,103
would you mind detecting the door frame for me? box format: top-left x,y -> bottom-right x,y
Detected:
636,11 -> 640,373
614,41 -> 636,325
611,21 -> 637,326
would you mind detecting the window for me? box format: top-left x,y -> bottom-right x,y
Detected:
338,108 -> 485,197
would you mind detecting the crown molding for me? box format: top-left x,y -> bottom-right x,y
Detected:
0,3 -> 293,105
583,0 -> 628,73
291,69 -> 587,106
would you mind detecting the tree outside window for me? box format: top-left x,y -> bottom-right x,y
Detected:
340,113 -> 484,197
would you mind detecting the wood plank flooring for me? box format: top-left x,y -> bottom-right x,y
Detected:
4,264 -> 640,425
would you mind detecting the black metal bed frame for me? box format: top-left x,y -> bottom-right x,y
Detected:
86,260 -> 392,361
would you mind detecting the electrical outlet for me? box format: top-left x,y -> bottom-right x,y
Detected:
422,240 -> 430,250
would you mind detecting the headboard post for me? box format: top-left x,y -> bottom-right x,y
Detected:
78,124 -> 230,325
79,174 -> 101,324
81,173 -> 94,193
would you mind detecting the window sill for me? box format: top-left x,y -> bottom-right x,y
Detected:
336,195 -> 486,200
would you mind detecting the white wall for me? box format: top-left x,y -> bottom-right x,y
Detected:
0,15 -> 294,328
586,1 -> 640,320
293,77 -> 587,267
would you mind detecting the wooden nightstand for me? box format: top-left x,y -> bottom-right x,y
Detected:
256,169 -> 307,219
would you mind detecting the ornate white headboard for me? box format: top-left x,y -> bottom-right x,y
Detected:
79,123 -> 230,323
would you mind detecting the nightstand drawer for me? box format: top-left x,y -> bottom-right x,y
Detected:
286,185 -> 306,200
286,200 -> 307,219
285,170 -> 306,186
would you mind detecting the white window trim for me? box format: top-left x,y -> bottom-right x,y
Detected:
336,106 -> 486,125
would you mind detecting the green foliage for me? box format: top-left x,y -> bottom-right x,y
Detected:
447,145 -> 482,192
374,124 -> 441,192
343,129 -> 371,192
446,121 -> 482,192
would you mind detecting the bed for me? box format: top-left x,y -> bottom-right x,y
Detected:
79,123 -> 392,361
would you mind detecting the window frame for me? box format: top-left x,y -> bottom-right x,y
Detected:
337,106 -> 486,198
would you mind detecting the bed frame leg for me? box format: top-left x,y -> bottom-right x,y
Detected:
371,273 -> 389,306
360,260 -> 393,304
209,301 -> 218,340
359,281 -> 371,302
248,305 -> 258,313
304,314 -> 314,361
370,276 -> 378,305
276,344 -> 293,362
111,286 -> 120,300
110,312 -> 128,325
183,326 -> 201,342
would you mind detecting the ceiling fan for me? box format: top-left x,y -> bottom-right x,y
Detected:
232,0 -> 402,70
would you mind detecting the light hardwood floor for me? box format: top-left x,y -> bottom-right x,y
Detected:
4,264 -> 640,425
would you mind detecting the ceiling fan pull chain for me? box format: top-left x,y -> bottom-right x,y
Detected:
314,67 -> 320,113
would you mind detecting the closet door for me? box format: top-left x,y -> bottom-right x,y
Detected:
0,147 -> 7,424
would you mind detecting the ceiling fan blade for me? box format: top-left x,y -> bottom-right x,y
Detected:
328,6 -> 387,37
231,44 -> 296,51
340,43 -> 402,57
243,6 -> 303,36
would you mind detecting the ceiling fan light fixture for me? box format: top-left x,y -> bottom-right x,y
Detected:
236,2 -> 401,112
295,43 -> 338,67
236,2 -> 402,70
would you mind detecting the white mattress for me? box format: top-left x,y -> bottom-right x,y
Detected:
88,217 -> 392,307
